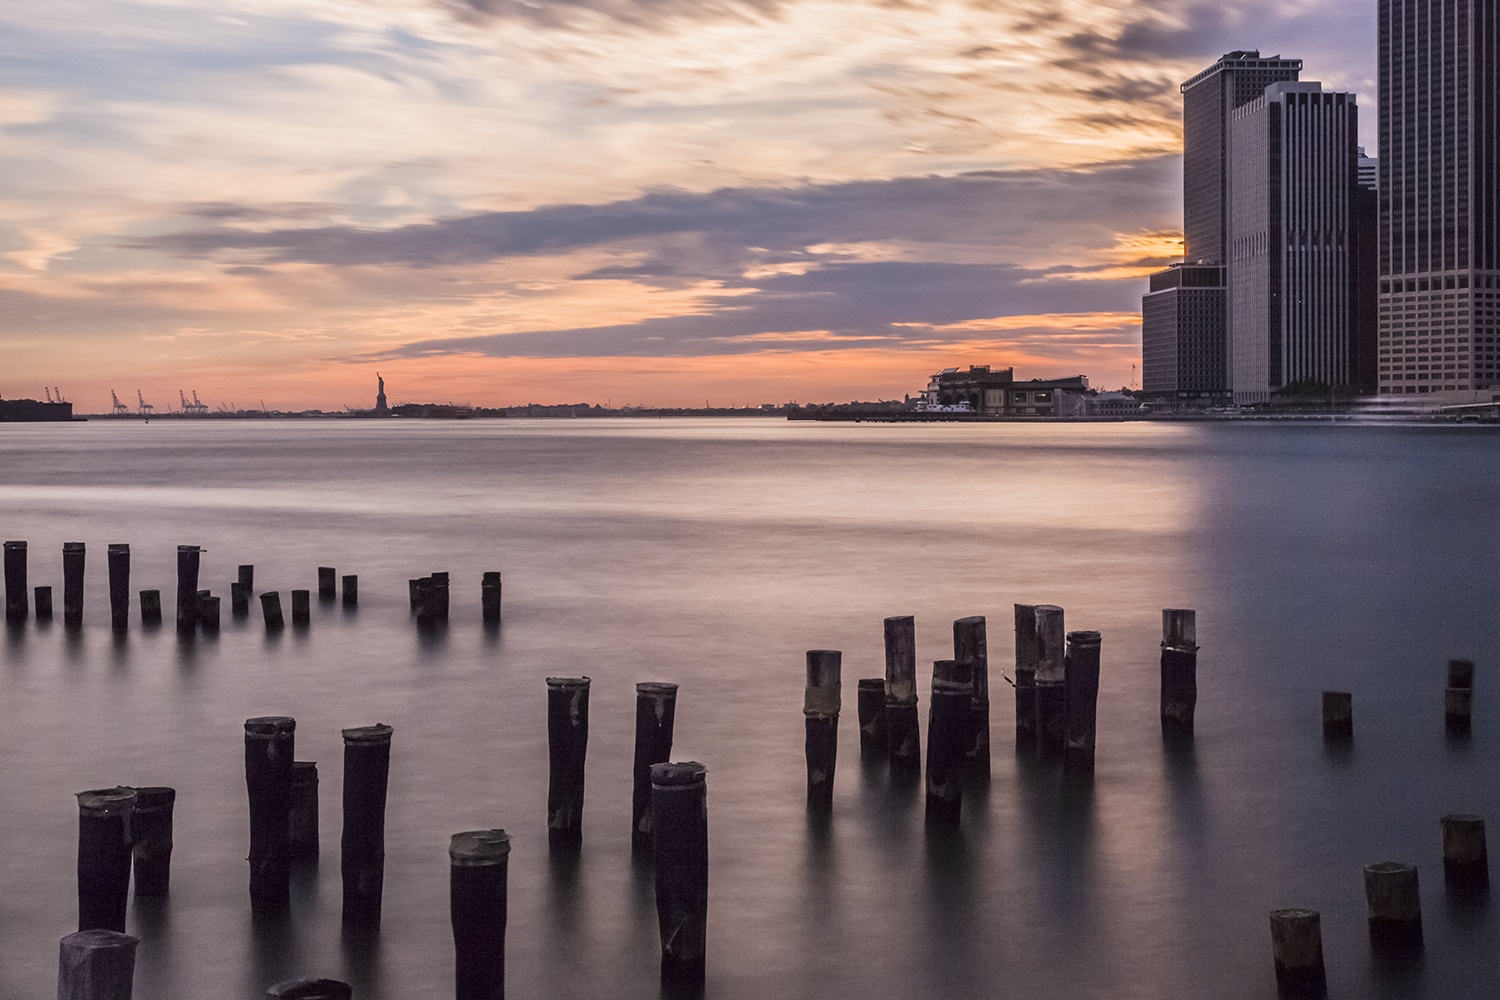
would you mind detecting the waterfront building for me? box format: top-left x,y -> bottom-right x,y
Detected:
1378,0 -> 1500,396
1141,264 -> 1228,405
921,366 -> 1090,417
1228,82 -> 1360,405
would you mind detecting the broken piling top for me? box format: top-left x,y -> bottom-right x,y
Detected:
1162,609 -> 1197,650
1033,605 -> 1066,683
545,675 -> 592,710
450,829 -> 512,865
932,659 -> 975,697
77,787 -> 137,818
954,616 -> 988,701
266,978 -> 353,1000
804,650 -> 842,717
884,616 -> 917,703
636,681 -> 679,713
246,716 -> 297,740
1014,604 -> 1039,671
650,760 -> 707,788
1448,659 -> 1476,689
342,723 -> 393,746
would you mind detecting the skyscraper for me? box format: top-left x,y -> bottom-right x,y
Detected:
1378,1 -> 1500,396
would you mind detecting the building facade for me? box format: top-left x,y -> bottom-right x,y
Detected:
1141,264 -> 1228,403
1228,82 -> 1360,404
921,366 -> 1090,417
1378,0 -> 1500,396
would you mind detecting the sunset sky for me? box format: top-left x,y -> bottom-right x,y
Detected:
2,0 -> 1376,410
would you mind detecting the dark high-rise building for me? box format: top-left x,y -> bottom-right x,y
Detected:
1142,264 -> 1227,402
1378,0 -> 1500,396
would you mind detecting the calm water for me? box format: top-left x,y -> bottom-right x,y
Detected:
1,417 -> 1499,999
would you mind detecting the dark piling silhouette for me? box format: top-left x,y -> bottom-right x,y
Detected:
408,579 -> 420,613
63,541 -> 86,627
260,592 -> 285,631
1033,605 -> 1066,761
450,829 -> 511,1000
35,585 -> 54,623
804,650 -> 841,810
1063,630 -> 1102,779
925,659 -> 973,827
291,590 -> 311,627
266,979 -> 353,1000
289,761 -> 319,863
4,539 -> 27,623
1013,603 -> 1039,752
482,571 -> 501,625
1364,861 -> 1423,951
857,678 -> 887,756
130,786 -> 176,896
1446,659 -> 1474,734
651,761 -> 708,995
77,788 -> 136,933
232,583 -> 249,618
1322,692 -> 1353,740
546,677 -> 591,853
318,567 -> 336,601
199,595 -> 220,634
1441,814 -> 1489,898
341,575 -> 357,608
1268,908 -> 1327,998
414,577 -> 434,625
1160,609 -> 1197,740
954,616 -> 989,777
107,544 -> 130,632
632,682 -> 678,855
139,590 -> 162,626
884,616 -> 920,775
431,571 -> 450,622
244,716 -> 296,909
58,929 -> 138,1000
239,564 -> 255,594
341,724 -> 393,926
175,545 -> 200,636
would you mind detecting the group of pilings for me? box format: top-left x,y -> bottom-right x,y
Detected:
408,570 -> 503,627
1321,658 -> 1483,741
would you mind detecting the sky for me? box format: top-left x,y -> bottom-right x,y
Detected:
1,0 -> 1376,410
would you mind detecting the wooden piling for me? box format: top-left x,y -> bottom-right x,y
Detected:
175,545 -> 200,636
35,585 -> 53,623
450,829 -> 510,1000
1446,659 -> 1474,733
266,979 -> 353,1000
651,762 -> 708,993
130,786 -> 176,897
1064,630 -> 1102,779
77,788 -> 136,933
1013,604 -> 1038,752
199,595 -> 220,634
1268,908 -> 1327,998
341,575 -> 357,608
857,678 -> 887,756
231,583 -> 249,617
1033,605 -> 1066,761
954,616 -> 989,777
3,539 -> 27,623
431,571 -> 451,622
884,616 -> 920,774
107,544 -> 130,632
239,564 -> 254,592
289,761 -> 319,863
1160,609 -> 1197,740
260,592 -> 284,631
318,567 -> 336,601
291,589 -> 311,627
58,929 -> 138,1000
804,650 -> 841,810
63,541 -> 86,627
1322,692 -> 1353,740
1441,814 -> 1489,897
408,578 -> 420,612
414,577 -> 434,625
925,659 -> 973,827
341,724 -> 393,926
632,682 -> 679,855
139,590 -> 161,626
244,716 -> 296,908
1364,861 -> 1423,950
481,571 -> 502,625
546,676 -> 591,852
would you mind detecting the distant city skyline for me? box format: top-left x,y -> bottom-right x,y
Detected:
2,1 -> 1379,409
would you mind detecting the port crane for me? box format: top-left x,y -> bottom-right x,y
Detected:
190,390 -> 209,414
110,390 -> 129,415
137,390 -> 154,415
44,388 -> 53,403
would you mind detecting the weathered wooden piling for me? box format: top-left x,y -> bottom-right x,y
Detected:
35,585 -> 54,623
632,682 -> 679,854
1160,609 -> 1197,740
1033,605 -> 1067,761
546,676 -> 591,852
244,716 -> 296,907
63,541 -> 86,627
341,724 -> 393,926
341,575 -> 357,608
1064,630 -> 1102,779
1013,604 -> 1039,752
1446,659 -> 1474,733
1268,908 -> 1327,998
954,616 -> 989,777
175,545 -> 200,636
289,761 -> 319,863
58,929 -> 138,1000
884,616 -> 920,774
130,787 -> 176,896
414,577 -> 434,625
481,571 -> 502,625
291,589 -> 311,627
231,582 -> 249,617
1322,692 -> 1353,739
1364,861 -> 1423,950
199,595 -> 221,634
77,788 -> 136,933
432,571 -> 451,622
450,829 -> 510,1000
1441,814 -> 1489,897
239,564 -> 254,592
266,979 -> 353,1000
139,590 -> 161,626
857,678 -> 887,756
804,650 -> 841,810
651,761 -> 708,993
107,544 -> 130,632
318,566 -> 337,601
260,592 -> 285,630
925,659 -> 973,827
408,578 -> 420,612
3,539 -> 27,623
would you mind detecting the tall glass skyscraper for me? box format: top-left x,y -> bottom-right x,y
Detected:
1378,0 -> 1500,395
